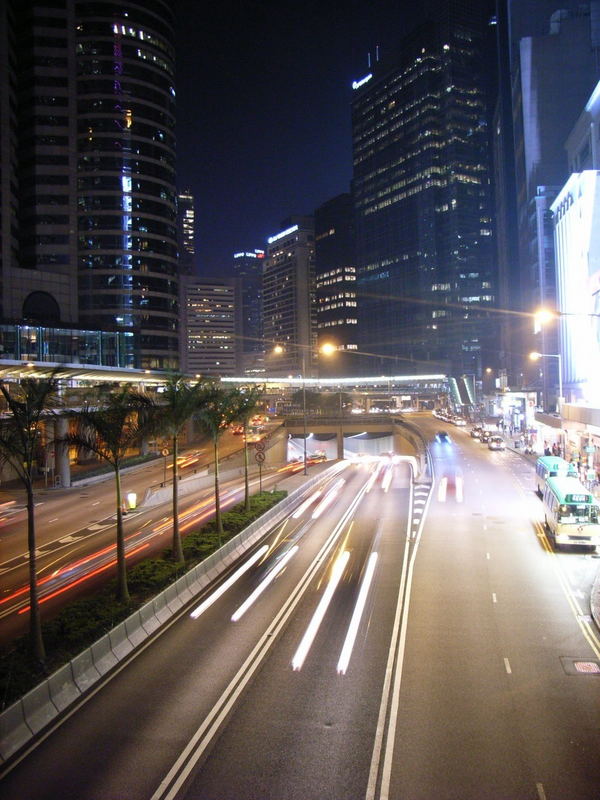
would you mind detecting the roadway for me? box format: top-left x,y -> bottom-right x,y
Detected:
2,415 -> 600,798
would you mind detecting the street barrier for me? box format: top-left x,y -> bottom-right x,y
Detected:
0,464 -> 336,764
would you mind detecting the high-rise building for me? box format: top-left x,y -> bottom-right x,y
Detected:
182,277 -> 236,377
509,4 -> 600,387
351,10 -> 496,379
262,217 -> 315,377
0,0 -> 179,370
177,189 -> 196,276
232,249 -> 264,375
314,194 -> 358,378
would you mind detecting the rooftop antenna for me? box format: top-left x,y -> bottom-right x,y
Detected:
368,51 -> 371,68
376,44 -> 380,62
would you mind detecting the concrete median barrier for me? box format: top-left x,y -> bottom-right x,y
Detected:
91,634 -> 118,676
0,701 -> 31,762
48,663 -> 80,712
139,599 -> 161,636
109,622 -> 134,661
22,682 -> 58,735
71,648 -> 101,693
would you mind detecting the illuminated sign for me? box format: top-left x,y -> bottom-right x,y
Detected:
352,73 -> 373,90
267,224 -> 299,245
234,250 -> 266,259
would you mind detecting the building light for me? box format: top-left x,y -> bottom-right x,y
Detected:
352,73 -> 373,90
267,224 -> 299,244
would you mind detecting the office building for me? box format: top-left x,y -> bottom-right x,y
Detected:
0,0 -> 179,370
351,11 -> 496,379
263,218 -> 315,377
182,277 -> 236,377
314,194 -> 358,378
232,249 -> 264,375
177,189 -> 196,276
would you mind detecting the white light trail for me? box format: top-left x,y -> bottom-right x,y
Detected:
231,546 -> 298,621
291,550 -> 350,671
311,479 -> 345,519
455,475 -> 464,503
437,476 -> 447,502
292,490 -> 322,518
337,552 -> 378,675
190,545 -> 268,619
381,465 -> 393,492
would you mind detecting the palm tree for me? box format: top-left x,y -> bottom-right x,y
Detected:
152,373 -> 207,562
0,371 -> 62,663
230,385 -> 264,510
64,385 -> 154,602
194,383 -> 243,544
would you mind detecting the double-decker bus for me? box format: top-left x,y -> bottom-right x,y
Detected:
535,455 -> 577,495
541,476 -> 600,549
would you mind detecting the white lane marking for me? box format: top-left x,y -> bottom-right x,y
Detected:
231,546 -> 298,622
190,545 -> 268,619
92,501 -> 100,506
48,517 -> 59,523
486,552 -> 490,560
337,552 -> 378,675
504,657 -> 512,674
291,550 -> 350,671
536,783 -> 547,800
492,593 -> 497,603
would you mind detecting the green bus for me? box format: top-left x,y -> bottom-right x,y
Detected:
542,475 -> 600,549
535,455 -> 577,495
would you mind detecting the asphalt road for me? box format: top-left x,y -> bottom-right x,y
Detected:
1,458 -> 414,799
2,416 -> 599,799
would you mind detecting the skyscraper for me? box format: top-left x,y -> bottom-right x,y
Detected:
0,0 -> 179,369
177,189 -> 196,276
182,277 -> 236,377
314,193 -> 358,378
232,249 -> 264,375
351,8 -> 496,379
262,217 -> 315,377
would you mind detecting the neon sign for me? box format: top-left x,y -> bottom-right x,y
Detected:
352,73 -> 373,90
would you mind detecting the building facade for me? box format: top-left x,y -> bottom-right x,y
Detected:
351,14 -> 496,379
232,249 -> 264,375
0,0 -> 179,370
314,193 -> 358,378
177,188 -> 196,276
262,218 -> 315,377
182,277 -> 236,377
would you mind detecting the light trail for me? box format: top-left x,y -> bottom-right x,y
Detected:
291,549 -> 350,671
437,476 -> 447,502
311,479 -> 345,519
381,465 -> 393,492
292,490 -> 322,518
190,545 -> 268,619
18,543 -> 150,613
337,552 -> 378,675
231,545 -> 299,621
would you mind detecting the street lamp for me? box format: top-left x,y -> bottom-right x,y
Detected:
273,343 -> 309,475
529,351 -> 562,412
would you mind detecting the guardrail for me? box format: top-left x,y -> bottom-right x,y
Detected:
0,464 -> 341,764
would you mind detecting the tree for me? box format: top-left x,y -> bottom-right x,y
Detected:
230,385 -> 264,511
64,385 -> 154,602
194,383 -> 244,543
0,371 -> 62,663
152,373 -> 207,561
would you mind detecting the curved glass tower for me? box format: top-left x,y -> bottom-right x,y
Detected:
76,0 -> 178,369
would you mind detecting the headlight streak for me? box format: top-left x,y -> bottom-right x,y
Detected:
291,549 -> 351,671
311,478 -> 345,519
455,475 -> 464,503
381,465 -> 393,492
189,545 -> 269,619
337,551 -> 378,675
292,490 -> 322,518
437,476 -> 447,502
231,545 -> 299,622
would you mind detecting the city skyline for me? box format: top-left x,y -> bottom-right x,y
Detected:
175,0 -> 418,274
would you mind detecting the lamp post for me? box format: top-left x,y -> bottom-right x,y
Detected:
529,351 -> 562,412
273,343 -> 309,475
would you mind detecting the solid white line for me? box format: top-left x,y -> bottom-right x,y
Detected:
492,593 -> 497,603
48,518 -> 59,523
486,552 -> 490,560
504,657 -> 512,674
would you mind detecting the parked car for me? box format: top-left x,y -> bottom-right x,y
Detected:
479,430 -> 492,443
470,426 -> 483,439
488,435 -> 505,451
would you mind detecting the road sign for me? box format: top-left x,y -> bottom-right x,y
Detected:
255,440 -> 265,452
161,448 -> 169,456
255,451 -> 266,463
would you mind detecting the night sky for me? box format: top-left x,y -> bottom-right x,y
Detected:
175,0 -> 418,275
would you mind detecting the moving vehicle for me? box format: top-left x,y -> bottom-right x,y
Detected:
541,475 -> 600,549
535,455 -> 577,495
479,430 -> 492,444
487,435 -> 505,451
470,426 -> 482,439
435,431 -> 451,443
